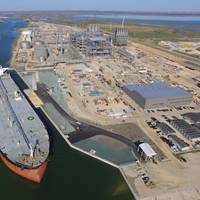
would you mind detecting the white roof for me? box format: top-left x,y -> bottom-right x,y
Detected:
139,143 -> 157,157
22,30 -> 32,35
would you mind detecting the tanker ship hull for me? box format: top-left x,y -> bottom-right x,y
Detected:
0,68 -> 50,183
0,154 -> 47,183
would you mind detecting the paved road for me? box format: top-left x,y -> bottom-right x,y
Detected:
36,83 -> 139,157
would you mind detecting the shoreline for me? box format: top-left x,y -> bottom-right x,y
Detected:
12,20 -> 200,200
18,71 -> 137,198
39,98 -> 137,199
10,23 -> 27,67
22,73 -> 200,200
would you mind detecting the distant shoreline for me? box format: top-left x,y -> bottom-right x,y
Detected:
0,10 -> 200,17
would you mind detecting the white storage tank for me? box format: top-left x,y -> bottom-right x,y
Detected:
20,41 -> 31,49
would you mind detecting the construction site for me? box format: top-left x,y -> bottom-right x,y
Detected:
12,20 -> 200,200
70,24 -> 112,56
159,41 -> 200,58
11,22 -> 84,70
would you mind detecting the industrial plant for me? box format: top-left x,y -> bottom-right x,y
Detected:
10,19 -> 200,200
70,24 -> 112,56
113,27 -> 128,46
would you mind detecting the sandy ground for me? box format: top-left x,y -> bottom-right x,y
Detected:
121,151 -> 200,200
13,21 -> 200,199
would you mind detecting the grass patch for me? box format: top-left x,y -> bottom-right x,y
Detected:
66,20 -> 200,44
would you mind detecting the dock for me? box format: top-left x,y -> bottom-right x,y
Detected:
34,83 -> 200,200
24,89 -> 43,107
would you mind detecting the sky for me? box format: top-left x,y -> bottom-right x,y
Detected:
0,0 -> 200,12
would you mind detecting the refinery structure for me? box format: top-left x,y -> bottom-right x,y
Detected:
70,24 -> 112,56
113,27 -> 128,46
8,18 -> 200,200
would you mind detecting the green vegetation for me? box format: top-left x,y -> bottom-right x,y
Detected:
100,23 -> 200,44
69,20 -> 200,44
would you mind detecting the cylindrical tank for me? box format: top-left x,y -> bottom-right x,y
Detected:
20,41 -> 31,49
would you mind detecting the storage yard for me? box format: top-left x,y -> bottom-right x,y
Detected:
11,22 -> 83,70
159,41 -> 200,58
12,21 -> 200,199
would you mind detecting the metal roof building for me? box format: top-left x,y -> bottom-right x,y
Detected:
170,118 -> 200,142
182,112 -> 200,130
138,143 -> 157,161
157,122 -> 175,136
182,112 -> 200,124
123,82 -> 193,109
168,135 -> 190,151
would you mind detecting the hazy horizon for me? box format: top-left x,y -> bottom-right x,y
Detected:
0,0 -> 200,13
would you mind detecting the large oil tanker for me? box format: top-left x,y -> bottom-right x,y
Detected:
0,67 -> 49,183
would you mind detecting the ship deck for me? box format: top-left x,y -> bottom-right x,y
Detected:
0,73 -> 49,168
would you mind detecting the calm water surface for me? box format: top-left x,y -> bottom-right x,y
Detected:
0,19 -> 134,200
74,14 -> 200,30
